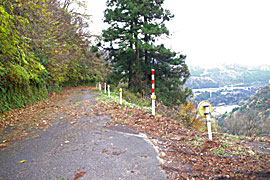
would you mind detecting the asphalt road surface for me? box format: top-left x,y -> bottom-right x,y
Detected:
0,89 -> 167,180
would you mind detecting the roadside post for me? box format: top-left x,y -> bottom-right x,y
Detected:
119,88 -> 122,105
108,85 -> 110,97
152,95 -> 156,116
151,69 -> 155,116
104,83 -> 107,94
99,82 -> 101,91
198,101 -> 213,141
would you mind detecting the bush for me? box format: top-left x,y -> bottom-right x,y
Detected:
0,83 -> 49,114
179,102 -> 205,131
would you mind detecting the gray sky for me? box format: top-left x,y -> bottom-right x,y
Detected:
86,0 -> 270,67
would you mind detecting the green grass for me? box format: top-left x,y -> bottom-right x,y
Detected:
96,87 -> 151,111
210,133 -> 258,158
191,136 -> 204,147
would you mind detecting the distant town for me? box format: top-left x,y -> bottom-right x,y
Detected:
186,64 -> 270,115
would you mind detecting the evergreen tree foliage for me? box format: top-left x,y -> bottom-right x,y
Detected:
102,0 -> 191,106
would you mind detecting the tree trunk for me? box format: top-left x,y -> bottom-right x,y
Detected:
134,40 -> 141,91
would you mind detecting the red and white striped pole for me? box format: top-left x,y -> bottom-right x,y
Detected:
151,69 -> 156,116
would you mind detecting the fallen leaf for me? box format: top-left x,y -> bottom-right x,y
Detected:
102,149 -> 108,153
0,143 -> 8,148
140,154 -> 148,158
112,150 -> 127,156
72,171 -> 86,180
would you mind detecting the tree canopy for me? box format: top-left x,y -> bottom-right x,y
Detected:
0,0 -> 105,113
102,0 -> 191,106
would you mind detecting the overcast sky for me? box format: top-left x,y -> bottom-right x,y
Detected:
86,0 -> 270,67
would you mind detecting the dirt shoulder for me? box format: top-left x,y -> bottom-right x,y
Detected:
98,96 -> 270,179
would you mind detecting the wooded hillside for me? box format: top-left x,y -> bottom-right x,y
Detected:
221,85 -> 270,137
0,0 -> 105,113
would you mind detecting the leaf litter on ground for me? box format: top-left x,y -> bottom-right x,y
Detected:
0,86 -> 96,149
1,86 -> 269,179
96,94 -> 270,180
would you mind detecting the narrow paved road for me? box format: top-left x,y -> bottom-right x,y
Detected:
0,89 -> 167,180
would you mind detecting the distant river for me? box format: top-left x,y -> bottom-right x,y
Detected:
212,105 -> 240,116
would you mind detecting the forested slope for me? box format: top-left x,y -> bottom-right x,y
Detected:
0,0 -> 105,113
221,84 -> 270,137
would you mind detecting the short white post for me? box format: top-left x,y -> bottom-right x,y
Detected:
152,95 -> 156,116
119,88 -> 122,105
104,83 -> 107,94
204,104 -> 212,141
108,85 -> 110,97
151,69 -> 155,116
98,82 -> 101,91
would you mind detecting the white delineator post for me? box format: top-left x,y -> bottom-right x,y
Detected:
151,69 -> 155,116
108,85 -> 110,97
204,104 -> 212,141
119,88 -> 122,105
98,82 -> 101,91
104,83 -> 107,94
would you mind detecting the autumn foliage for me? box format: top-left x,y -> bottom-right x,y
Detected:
179,102 -> 205,131
221,85 -> 270,137
0,0 -> 105,113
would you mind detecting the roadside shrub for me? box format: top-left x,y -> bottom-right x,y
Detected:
179,102 -> 206,131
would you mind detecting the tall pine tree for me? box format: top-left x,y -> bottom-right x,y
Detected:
102,0 -> 191,106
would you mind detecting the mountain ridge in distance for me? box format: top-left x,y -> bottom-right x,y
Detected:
186,64 -> 270,89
